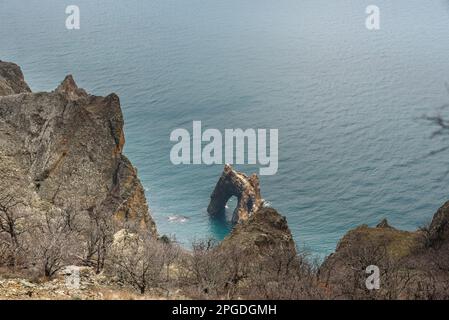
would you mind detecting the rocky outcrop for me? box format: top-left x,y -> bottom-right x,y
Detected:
319,220 -> 420,285
4,61 -> 449,300
0,60 -> 31,96
220,207 -> 296,255
207,166 -> 295,263
427,200 -> 449,245
320,202 -> 449,299
207,165 -> 263,223
0,61 -> 156,234
376,218 -> 393,229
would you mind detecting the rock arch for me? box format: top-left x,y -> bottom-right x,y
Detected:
207,164 -> 263,223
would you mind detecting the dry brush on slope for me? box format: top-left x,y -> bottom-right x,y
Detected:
2,61 -> 449,300
0,60 -> 156,278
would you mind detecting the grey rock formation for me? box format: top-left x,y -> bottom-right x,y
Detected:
0,61 -> 156,235
208,166 -> 296,258
220,207 -> 296,255
428,200 -> 449,245
319,201 -> 449,299
207,164 -> 263,223
0,60 -> 31,96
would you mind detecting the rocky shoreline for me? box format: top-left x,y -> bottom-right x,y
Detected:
1,61 -> 448,299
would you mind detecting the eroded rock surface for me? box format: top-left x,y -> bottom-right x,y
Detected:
427,200 -> 449,245
220,207 -> 296,255
208,166 -> 296,259
207,164 -> 263,223
0,61 -> 156,234
0,60 -> 31,96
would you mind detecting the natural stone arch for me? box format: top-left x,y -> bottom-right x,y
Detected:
207,164 -> 263,223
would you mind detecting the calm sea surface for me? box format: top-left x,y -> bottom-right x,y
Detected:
2,0 -> 449,257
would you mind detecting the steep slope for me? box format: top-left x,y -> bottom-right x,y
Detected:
320,203 -> 449,299
0,60 -> 31,96
0,61 -> 156,234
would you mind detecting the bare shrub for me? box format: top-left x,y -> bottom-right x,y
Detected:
322,242 -> 426,300
244,246 -> 321,299
161,238 -> 180,283
0,191 -> 29,267
180,239 -> 229,298
26,209 -> 81,278
108,231 -> 166,294
79,206 -> 114,274
418,224 -> 433,249
179,239 -> 321,300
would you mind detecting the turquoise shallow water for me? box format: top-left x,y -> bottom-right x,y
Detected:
2,0 -> 449,257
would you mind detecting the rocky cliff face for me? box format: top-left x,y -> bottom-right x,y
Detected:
0,61 -> 31,96
0,61 -> 156,235
3,61 -> 448,300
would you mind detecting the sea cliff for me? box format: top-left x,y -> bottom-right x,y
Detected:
0,61 -> 448,300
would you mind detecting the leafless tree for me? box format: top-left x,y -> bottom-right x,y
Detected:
108,232 -> 166,294
81,206 -> 114,274
26,208 -> 80,278
0,191 -> 28,267
179,238 -> 322,300
161,238 -> 180,283
181,238 -> 229,298
244,246 -> 321,299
